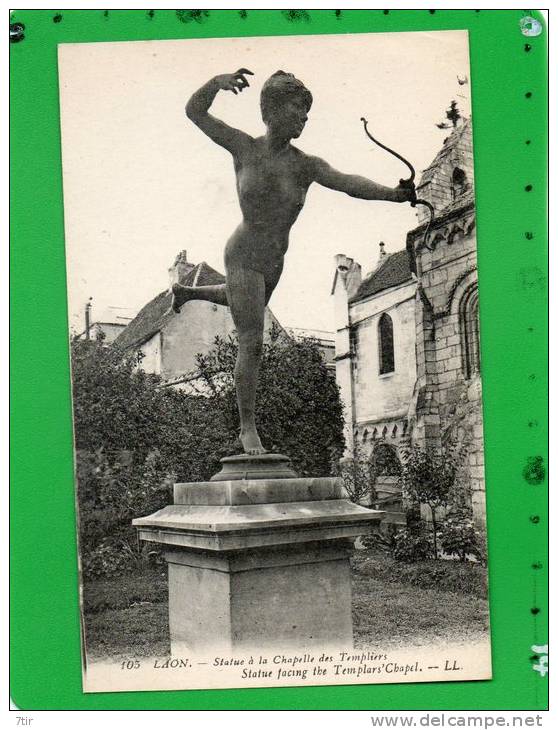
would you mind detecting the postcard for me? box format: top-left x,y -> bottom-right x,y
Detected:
58,29 -> 490,693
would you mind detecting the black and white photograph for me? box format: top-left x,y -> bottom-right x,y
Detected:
58,29 -> 491,693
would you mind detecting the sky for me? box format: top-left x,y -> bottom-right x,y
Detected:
58,30 -> 471,334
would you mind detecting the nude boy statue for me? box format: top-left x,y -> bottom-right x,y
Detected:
171,69 -> 416,455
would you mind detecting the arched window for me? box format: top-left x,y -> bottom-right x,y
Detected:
371,442 -> 401,477
378,313 -> 395,374
451,167 -> 468,200
459,284 -> 480,379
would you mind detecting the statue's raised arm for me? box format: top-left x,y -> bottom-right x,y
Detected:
186,69 -> 255,156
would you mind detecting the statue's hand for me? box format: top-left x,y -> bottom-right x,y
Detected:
214,68 -> 254,95
395,178 -> 417,205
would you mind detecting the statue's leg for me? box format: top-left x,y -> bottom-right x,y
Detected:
171,283 -> 228,313
264,263 -> 282,305
226,266 -> 267,455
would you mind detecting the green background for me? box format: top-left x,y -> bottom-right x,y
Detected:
10,9 -> 548,711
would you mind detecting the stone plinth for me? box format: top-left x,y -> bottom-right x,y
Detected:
133,457 -> 383,654
210,452 -> 298,481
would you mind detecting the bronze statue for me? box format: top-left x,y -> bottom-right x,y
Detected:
172,69 -> 415,455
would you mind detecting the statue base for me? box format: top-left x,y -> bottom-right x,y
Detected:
210,452 -> 298,481
133,456 -> 383,654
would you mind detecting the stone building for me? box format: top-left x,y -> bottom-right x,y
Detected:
333,117 -> 485,522
408,116 -> 483,519
113,252 -> 335,389
332,244 -> 417,523
114,251 -> 281,384
78,305 -> 136,344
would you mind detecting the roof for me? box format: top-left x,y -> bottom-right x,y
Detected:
288,327 -> 334,345
350,250 -> 413,304
114,261 -> 225,350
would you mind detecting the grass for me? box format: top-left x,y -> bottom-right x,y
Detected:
352,552 -> 488,598
351,552 -> 489,650
82,565 -> 168,615
83,566 -> 170,660
82,551 -> 490,660
85,604 -> 170,659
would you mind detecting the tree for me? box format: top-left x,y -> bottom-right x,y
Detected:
72,337 -> 186,457
335,446 -> 375,505
446,100 -> 461,128
398,443 -> 467,559
193,324 -> 345,477
435,100 -> 462,130
70,329 -> 345,576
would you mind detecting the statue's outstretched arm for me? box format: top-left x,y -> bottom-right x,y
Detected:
186,70 -> 254,156
309,156 -> 413,203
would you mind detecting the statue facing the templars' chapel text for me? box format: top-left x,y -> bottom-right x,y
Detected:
171,69 -> 416,455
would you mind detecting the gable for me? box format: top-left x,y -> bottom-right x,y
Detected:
114,262 -> 225,350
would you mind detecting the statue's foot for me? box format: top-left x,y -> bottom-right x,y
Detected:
240,428 -> 267,456
170,283 -> 193,314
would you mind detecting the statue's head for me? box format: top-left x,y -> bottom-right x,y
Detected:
260,71 -> 313,139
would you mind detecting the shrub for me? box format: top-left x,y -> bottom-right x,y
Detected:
439,508 -> 486,563
361,523 -> 398,553
82,539 -> 133,579
76,448 -> 174,579
392,526 -> 433,562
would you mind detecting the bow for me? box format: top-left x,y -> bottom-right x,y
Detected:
360,117 -> 435,264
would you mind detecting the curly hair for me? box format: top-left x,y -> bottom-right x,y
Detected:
260,71 -> 313,124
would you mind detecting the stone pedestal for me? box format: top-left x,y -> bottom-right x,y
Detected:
133,454 -> 383,654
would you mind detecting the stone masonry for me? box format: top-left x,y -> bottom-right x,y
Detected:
408,117 -> 485,521
333,117 -> 486,523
